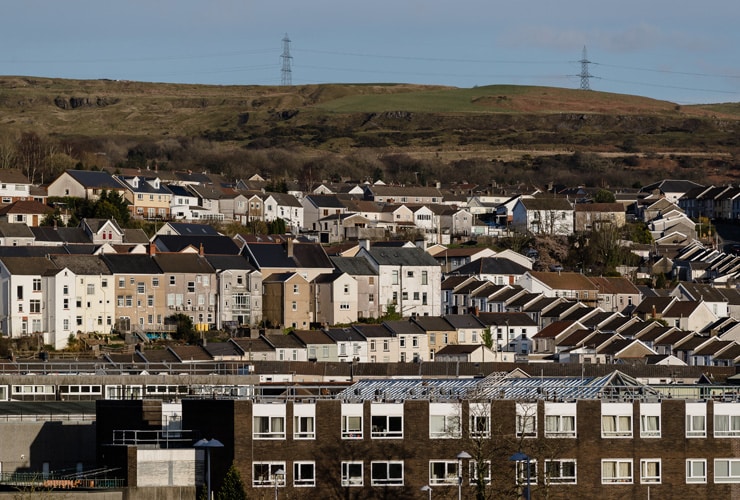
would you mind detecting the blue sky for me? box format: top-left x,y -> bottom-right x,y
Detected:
2,1 -> 739,104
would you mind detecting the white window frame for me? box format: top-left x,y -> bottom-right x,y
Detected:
640,459 -> 661,484
429,402 -> 461,439
601,402 -> 632,438
469,402 -> 490,438
252,404 -> 286,440
341,461 -> 364,487
341,403 -> 363,439
713,403 -> 740,437
686,402 -> 707,438
370,403 -> 403,439
686,459 -> 706,484
252,461 -> 286,487
293,461 -> 315,487
370,461 -> 404,486
544,402 -> 576,438
516,402 -> 537,438
293,403 -> 316,440
545,459 -> 577,485
429,460 -> 458,485
639,402 -> 661,438
714,458 -> 740,483
601,459 -> 633,484
470,460 -> 491,485
515,459 -> 537,487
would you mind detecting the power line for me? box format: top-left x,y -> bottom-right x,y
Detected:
579,46 -> 594,90
281,34 -> 293,86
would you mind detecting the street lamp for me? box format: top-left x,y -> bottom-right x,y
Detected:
456,451 -> 471,500
194,438 -> 224,500
509,452 -> 531,500
421,484 -> 432,500
273,468 -> 285,500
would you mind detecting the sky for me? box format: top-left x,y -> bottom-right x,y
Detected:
1,1 -> 739,105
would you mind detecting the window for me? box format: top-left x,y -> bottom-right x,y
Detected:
429,403 -> 461,439
147,295 -> 154,307
291,301 -> 297,311
253,462 -> 286,487
169,276 -> 176,286
545,459 -> 577,485
33,279 -> 41,292
87,284 -> 95,295
187,281 -> 195,293
368,293 -> 374,302
118,278 -> 125,288
601,403 -> 632,438
392,270 -> 399,285
686,459 -> 706,484
715,459 -> 740,483
341,403 -> 363,439
63,298 -> 69,309
469,402 -> 490,438
515,459 -> 538,487
341,461 -> 363,487
429,460 -> 458,485
63,319 -> 69,330
152,278 -> 158,287
640,459 -> 661,484
470,460 -> 491,485
370,340 -> 376,351
252,404 -> 286,439
371,403 -> 403,438
602,459 -> 633,484
383,340 -> 389,351
294,404 -> 315,439
29,300 -> 41,314
339,303 -> 350,310
422,271 -> 428,285
545,402 -> 576,438
136,282 -> 145,294
293,461 -> 315,487
686,402 -> 706,438
516,402 -> 537,438
640,402 -> 661,438
399,337 -> 406,348
371,461 -> 403,486
714,403 -> 740,437
17,285 -> 23,299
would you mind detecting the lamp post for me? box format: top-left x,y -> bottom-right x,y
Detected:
194,438 -> 224,500
456,451 -> 471,500
273,468 -> 285,500
421,484 -> 432,500
509,452 -> 531,500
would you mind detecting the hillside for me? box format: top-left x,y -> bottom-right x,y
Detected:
0,76 -> 738,187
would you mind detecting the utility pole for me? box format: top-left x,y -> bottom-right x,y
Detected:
281,33 -> 293,86
579,45 -> 593,90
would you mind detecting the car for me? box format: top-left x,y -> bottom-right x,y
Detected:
550,264 -> 564,272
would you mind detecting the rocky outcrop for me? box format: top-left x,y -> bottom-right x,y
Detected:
54,96 -> 120,109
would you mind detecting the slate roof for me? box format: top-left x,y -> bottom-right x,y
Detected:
263,332 -> 305,349
519,198 -> 573,210
153,254 -> 215,274
0,221 -> 34,238
441,276 -> 470,290
231,336 -> 275,353
411,316 -> 455,331
528,271 -> 597,290
205,255 -> 256,272
304,194 -> 346,209
246,241 -> 333,270
153,235 -> 240,255
367,247 -> 439,267
65,170 -> 125,189
330,256 -> 377,276
590,276 -> 641,295
476,312 -> 537,327
0,256 -> 55,275
123,228 -> 150,244
443,314 -> 485,329
292,329 -> 335,345
452,257 -> 529,276
383,320 -> 425,335
324,328 -> 366,343
101,254 -> 162,274
436,344 -> 485,355
166,223 -> 221,236
202,342 -> 244,359
50,254 -> 111,275
351,324 -> 394,338
169,345 -> 212,362
266,192 -> 302,207
82,218 -> 123,234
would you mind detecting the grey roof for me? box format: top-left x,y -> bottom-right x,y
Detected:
452,257 -> 530,276
82,218 -> 123,234
330,256 -> 377,276
411,316 -> 455,331
324,328 -> 366,343
30,226 -> 91,244
443,314 -> 486,329
50,255 -> 111,275
101,254 -> 162,274
476,312 -> 537,327
352,324 -> 394,338
65,170 -> 124,189
367,247 -> 439,267
0,256 -> 56,275
166,223 -> 221,236
153,235 -> 240,255
245,241 -> 333,270
123,228 -> 150,244
263,333 -> 305,349
205,255 -> 256,272
266,192 -> 302,208
0,221 -> 34,238
383,320 -> 425,335
304,194 -> 346,209
153,254 -> 215,274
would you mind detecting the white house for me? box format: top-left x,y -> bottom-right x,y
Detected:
511,197 -> 574,236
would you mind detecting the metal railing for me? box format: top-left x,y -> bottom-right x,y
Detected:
112,429 -> 196,448
0,471 -> 125,490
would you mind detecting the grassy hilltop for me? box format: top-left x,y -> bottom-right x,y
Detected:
0,76 -> 738,187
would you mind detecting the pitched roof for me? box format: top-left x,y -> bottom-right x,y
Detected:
49,255 -> 111,275
0,256 -> 55,275
0,221 -> 34,238
101,254 -> 162,274
452,257 -> 529,276
153,253 -> 215,274
367,247 -> 439,267
65,170 -> 124,189
330,256 -> 377,276
324,328 -> 366,343
292,329 -> 335,345
383,320 -> 425,335
443,314 -> 485,329
519,198 -> 573,210
166,223 -> 221,236
528,271 -> 597,290
0,200 -> 53,215
154,235 -> 240,255
411,316 -> 455,331
590,276 -> 641,295
205,255 -> 256,272
476,312 -> 537,327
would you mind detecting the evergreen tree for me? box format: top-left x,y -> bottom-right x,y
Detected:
217,464 -> 247,500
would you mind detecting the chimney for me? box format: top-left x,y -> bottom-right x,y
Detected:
415,238 -> 426,251
359,239 -> 370,251
287,237 -> 294,258
199,243 -> 204,256
148,242 -> 156,256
